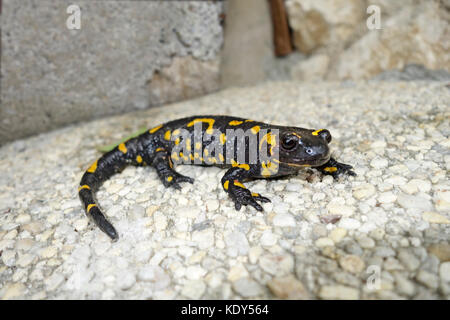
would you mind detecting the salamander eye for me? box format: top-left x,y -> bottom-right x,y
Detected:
319,129 -> 332,143
281,134 -> 298,151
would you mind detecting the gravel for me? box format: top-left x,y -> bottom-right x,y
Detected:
0,81 -> 449,299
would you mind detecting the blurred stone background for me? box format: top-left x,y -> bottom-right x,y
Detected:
286,0 -> 450,81
1,0 -> 449,143
1,0 -> 224,142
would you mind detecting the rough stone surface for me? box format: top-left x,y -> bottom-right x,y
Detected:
0,81 -> 449,299
1,0 -> 224,143
373,64 -> 450,82
286,0 -> 365,54
286,0 -> 450,81
329,1 -> 450,80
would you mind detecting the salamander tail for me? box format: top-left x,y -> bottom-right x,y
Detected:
78,147 -> 130,240
78,183 -> 119,241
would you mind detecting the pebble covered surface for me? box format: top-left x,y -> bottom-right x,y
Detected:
0,81 -> 449,300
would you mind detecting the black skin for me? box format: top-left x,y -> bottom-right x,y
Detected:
79,115 -> 356,240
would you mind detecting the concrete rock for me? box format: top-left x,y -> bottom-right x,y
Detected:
267,275 -> 309,299
286,0 -> 365,54
1,0 -> 224,142
286,0 -> 450,81
329,1 -> 450,80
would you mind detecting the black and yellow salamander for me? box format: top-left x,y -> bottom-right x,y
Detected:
78,115 -> 356,240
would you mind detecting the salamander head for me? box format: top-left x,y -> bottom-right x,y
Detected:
277,128 -> 331,167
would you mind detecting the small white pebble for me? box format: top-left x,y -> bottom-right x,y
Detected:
39,246 -> 58,259
370,157 -> 388,169
260,231 -> 278,247
338,218 -> 361,230
315,237 -> 334,247
15,214 -> 31,224
73,218 -> 88,231
205,199 -> 219,211
353,183 -> 375,199
378,192 -> 397,203
273,213 -> 296,227
319,285 -> 359,300
422,211 -> 450,224
329,228 -> 347,243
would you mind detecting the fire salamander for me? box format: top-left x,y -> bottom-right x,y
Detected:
79,115 -> 356,240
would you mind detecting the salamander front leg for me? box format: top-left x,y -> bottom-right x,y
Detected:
152,150 -> 194,190
317,157 -> 356,180
221,167 -> 270,211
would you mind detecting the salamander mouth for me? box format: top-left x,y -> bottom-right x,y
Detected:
313,155 -> 331,166
289,155 -> 330,167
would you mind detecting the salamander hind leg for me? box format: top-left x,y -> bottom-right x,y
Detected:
152,149 -> 194,190
317,157 -> 356,180
221,167 -> 271,211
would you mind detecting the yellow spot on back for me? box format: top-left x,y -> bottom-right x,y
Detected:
259,133 -> 276,150
87,160 -> 98,173
195,142 -> 202,150
312,129 -> 324,136
204,148 -> 209,156
324,166 -> 337,173
229,120 -> 243,126
220,133 -> 226,145
118,143 -> 127,154
186,138 -> 191,151
172,129 -> 181,136
245,120 -> 254,122
164,130 -> 171,140
136,155 -> 143,163
171,152 -> 179,161
292,133 -> 302,139
156,147 -> 165,152
218,153 -> 224,162
233,181 -> 246,189
78,185 -> 90,192
251,193 -> 260,197
231,159 -> 250,171
223,180 -> 229,190
167,176 -> 173,182
175,137 -> 180,145
87,204 -> 97,212
187,118 -> 215,135
251,125 -> 260,134
149,124 -> 163,134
